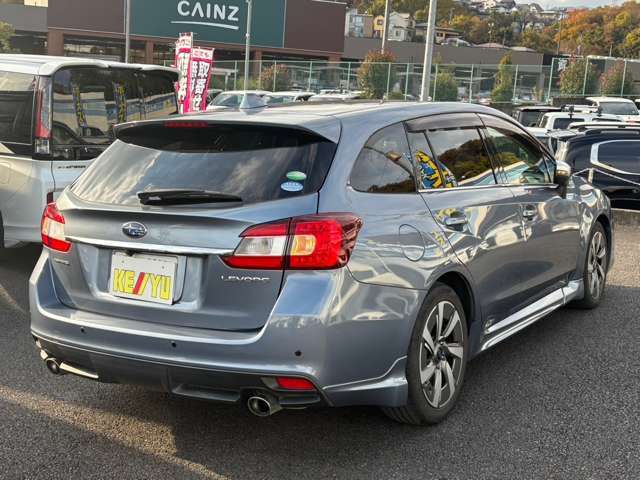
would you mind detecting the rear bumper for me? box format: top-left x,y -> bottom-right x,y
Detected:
30,250 -> 421,408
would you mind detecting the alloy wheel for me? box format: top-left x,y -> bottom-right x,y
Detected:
587,231 -> 607,300
419,301 -> 465,409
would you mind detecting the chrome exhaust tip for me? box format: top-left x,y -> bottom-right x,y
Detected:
247,394 -> 282,417
45,357 -> 64,375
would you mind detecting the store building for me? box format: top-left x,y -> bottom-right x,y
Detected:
46,0 -> 347,65
0,1 -> 48,54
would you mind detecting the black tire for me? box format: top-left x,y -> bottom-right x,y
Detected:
571,222 -> 608,310
383,283 -> 469,425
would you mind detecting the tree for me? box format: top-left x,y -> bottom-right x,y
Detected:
621,27 -> 640,58
491,53 -> 515,103
357,50 -> 397,99
599,61 -> 634,96
449,14 -> 490,45
521,29 -> 556,54
0,22 -> 14,53
559,58 -> 599,96
433,70 -> 458,101
261,64 -> 291,91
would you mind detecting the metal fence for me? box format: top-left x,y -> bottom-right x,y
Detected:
208,58 -> 640,104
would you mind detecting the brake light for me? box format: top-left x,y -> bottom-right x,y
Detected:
275,377 -> 316,391
164,120 -> 209,129
41,203 -> 71,252
223,213 -> 362,271
34,76 -> 52,155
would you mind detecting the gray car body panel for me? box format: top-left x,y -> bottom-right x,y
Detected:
30,102 -> 613,408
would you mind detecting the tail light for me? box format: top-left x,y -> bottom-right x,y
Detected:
223,213 -> 362,271
41,203 -> 71,252
34,76 -> 52,156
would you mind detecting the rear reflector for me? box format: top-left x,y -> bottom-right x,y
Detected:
41,203 -> 71,252
275,377 -> 316,391
222,214 -> 362,271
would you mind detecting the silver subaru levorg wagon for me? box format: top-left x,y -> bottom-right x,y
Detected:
30,102 -> 613,424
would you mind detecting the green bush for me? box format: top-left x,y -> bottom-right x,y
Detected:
559,58 -> 599,97
491,53 -> 515,103
433,70 -> 459,101
357,50 -> 397,99
261,64 -> 291,92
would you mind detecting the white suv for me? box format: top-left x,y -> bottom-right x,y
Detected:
0,55 -> 177,247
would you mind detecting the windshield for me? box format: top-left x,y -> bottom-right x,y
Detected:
212,93 -> 241,107
71,124 -> 337,206
552,117 -> 584,130
598,102 -> 639,116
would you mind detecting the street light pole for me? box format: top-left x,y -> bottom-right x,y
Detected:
381,0 -> 391,53
420,0 -> 437,101
243,0 -> 253,91
124,0 -> 131,63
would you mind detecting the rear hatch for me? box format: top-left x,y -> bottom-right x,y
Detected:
49,120 -> 338,332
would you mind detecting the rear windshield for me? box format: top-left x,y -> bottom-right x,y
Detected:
0,70 -> 35,145
598,102 -> 639,116
519,111 -> 542,127
552,117 -> 584,130
70,124 -> 337,205
597,140 -> 640,174
52,67 -> 177,159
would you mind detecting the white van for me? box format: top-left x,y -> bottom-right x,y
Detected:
0,55 -> 178,247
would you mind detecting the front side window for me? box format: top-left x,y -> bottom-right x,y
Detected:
425,127 -> 496,188
0,70 -> 35,144
484,126 -> 552,185
350,123 -> 416,194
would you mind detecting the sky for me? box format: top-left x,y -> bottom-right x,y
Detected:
515,0 -> 625,8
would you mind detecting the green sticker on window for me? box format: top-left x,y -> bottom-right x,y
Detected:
286,171 -> 307,182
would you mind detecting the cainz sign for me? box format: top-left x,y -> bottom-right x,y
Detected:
174,1 -> 241,31
131,0 -> 286,48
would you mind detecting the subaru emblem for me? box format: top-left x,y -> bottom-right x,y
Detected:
122,222 -> 148,239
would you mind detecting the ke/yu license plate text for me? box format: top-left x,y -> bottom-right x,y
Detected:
109,252 -> 178,305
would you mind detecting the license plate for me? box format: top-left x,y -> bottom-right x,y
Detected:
109,252 -> 178,305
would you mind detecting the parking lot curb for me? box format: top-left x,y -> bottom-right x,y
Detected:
613,209 -> 640,228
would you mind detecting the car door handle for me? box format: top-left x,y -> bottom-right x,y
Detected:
522,205 -> 538,220
443,214 -> 468,228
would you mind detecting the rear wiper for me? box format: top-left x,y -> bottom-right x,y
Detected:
138,189 -> 243,205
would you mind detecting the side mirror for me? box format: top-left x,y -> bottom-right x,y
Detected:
555,160 -> 572,197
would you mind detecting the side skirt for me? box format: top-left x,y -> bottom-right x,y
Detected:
480,280 -> 583,352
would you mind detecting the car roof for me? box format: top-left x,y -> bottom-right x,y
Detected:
586,96 -> 635,104
515,105 -> 561,112
542,112 -> 618,120
266,91 -> 314,97
0,54 -> 177,76
135,102 -> 512,144
220,90 -> 272,95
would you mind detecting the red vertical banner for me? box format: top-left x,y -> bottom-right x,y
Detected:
186,47 -> 215,113
175,32 -> 193,114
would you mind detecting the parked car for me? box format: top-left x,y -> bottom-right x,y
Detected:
263,91 -> 314,105
32,102 -> 612,425
586,97 -> 640,123
527,112 -> 620,141
206,90 -> 271,110
512,105 -> 561,127
0,54 -> 178,248
555,125 -> 640,209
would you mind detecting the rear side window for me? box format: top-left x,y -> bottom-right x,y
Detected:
595,140 -> 640,174
426,127 -> 496,187
350,123 -> 416,194
71,124 -> 337,206
0,71 -> 35,145
51,67 -> 177,158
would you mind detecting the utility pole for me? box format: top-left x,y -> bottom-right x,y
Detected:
124,0 -> 131,63
420,0 -> 437,101
381,0 -> 391,53
243,0 -> 253,91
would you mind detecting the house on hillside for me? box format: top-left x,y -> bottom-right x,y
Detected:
345,8 -> 374,38
373,12 -> 415,42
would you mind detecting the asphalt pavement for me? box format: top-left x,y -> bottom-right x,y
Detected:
1,228 -> 639,480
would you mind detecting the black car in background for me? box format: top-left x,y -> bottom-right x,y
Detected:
556,126 -> 640,209
513,105 -> 562,127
